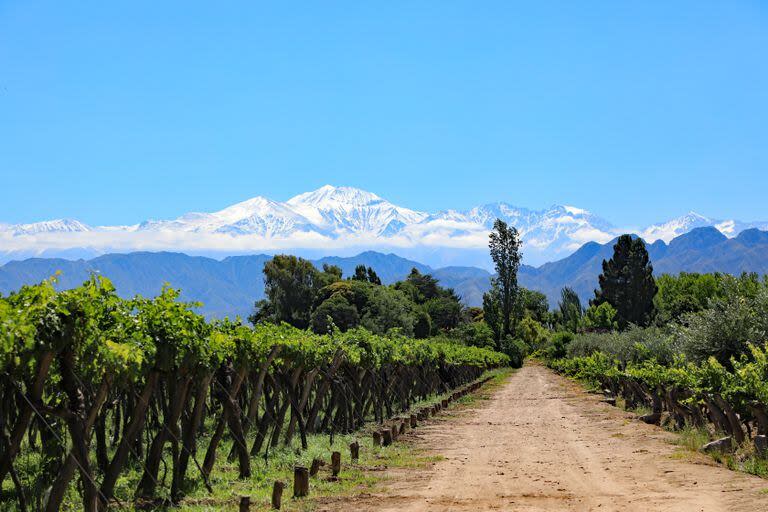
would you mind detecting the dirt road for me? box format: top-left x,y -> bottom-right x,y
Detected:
323,364 -> 768,511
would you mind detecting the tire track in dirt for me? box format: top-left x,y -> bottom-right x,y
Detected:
320,363 -> 768,511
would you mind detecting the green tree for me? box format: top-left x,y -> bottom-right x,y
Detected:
310,294 -> 359,333
367,267 -> 382,285
321,264 -> 343,283
256,255 -> 321,329
518,316 -> 548,350
482,282 -> 502,343
352,264 -> 368,282
413,308 -> 432,339
519,288 -> 549,324
583,302 -> 618,331
398,268 -> 441,303
352,265 -> 382,285
425,295 -> 462,334
360,286 -> 418,336
558,287 -> 583,332
678,274 -> 768,366
592,235 -> 657,328
654,272 -> 723,324
489,219 -> 522,337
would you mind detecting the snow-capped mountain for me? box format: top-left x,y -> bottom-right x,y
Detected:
1,186 -> 766,266
138,196 -> 317,237
286,185 -> 428,236
641,211 -> 768,243
4,218 -> 92,236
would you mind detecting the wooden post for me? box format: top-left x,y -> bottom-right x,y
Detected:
271,481 -> 285,510
372,431 -> 382,447
293,466 -> 309,497
442,399 -> 449,408
391,424 -> 398,440
382,429 -> 393,446
309,458 -> 323,477
399,421 -> 406,434
410,414 -> 417,428
350,441 -> 359,461
240,496 -> 251,512
331,451 -> 341,477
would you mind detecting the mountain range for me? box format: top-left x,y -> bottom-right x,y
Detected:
1,226 -> 766,319
2,185 -> 767,267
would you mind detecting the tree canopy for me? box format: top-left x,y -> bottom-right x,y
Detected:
592,235 -> 657,329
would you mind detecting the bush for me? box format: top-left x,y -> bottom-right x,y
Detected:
501,336 -> 529,368
448,322 -> 496,349
583,302 -> 618,331
567,326 -> 679,366
676,277 -> 768,366
541,331 -> 574,360
518,316 -> 549,351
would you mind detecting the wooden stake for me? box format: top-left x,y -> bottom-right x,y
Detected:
372,431 -> 382,447
293,466 -> 309,497
240,496 -> 251,512
409,414 -> 417,428
350,441 -> 359,461
331,451 -> 341,477
271,481 -> 285,509
382,429 -> 392,446
309,458 -> 322,477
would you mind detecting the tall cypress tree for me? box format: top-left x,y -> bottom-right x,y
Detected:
592,235 -> 657,328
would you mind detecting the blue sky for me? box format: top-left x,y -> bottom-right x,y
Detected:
1,1 -> 766,227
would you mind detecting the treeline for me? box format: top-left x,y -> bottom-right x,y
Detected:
250,256 -> 465,338
250,248 -> 554,367
0,276 -> 507,511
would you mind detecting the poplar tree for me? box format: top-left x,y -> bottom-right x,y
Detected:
488,219 -> 523,337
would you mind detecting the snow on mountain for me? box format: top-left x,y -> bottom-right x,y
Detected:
641,212 -> 768,243
8,219 -> 92,235
2,186 -> 767,266
286,185 -> 428,236
138,196 -> 317,237
641,211 -> 714,243
423,203 -> 616,257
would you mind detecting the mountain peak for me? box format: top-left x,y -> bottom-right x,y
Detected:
11,218 -> 91,235
667,226 -> 727,253
3,187 -> 768,267
561,205 -> 590,216
641,211 -> 716,243
287,185 -> 383,208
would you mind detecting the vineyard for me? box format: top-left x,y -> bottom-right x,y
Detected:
0,276 -> 508,511
545,346 -> 768,460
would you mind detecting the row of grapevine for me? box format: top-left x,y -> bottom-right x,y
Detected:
0,276 -> 508,511
546,347 -> 768,450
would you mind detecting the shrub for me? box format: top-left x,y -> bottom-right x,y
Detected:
501,336 -> 529,368
518,316 -> 549,351
542,331 -> 574,360
583,302 -> 618,331
567,326 -> 679,366
448,322 -> 496,349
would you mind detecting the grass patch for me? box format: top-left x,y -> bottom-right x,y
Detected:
673,425 -> 711,453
